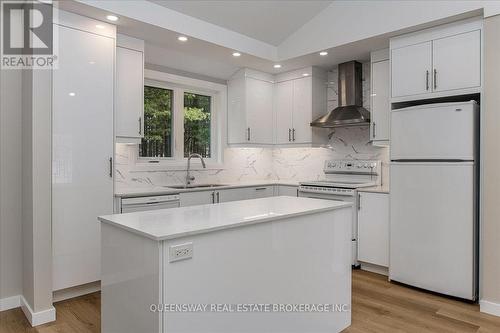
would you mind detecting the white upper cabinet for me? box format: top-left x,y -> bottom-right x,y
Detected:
274,80 -> 293,144
391,41 -> 432,98
370,49 -> 390,145
390,18 -> 482,102
274,67 -> 327,145
115,34 -> 144,142
292,76 -> 313,143
432,30 -> 481,92
227,69 -> 274,144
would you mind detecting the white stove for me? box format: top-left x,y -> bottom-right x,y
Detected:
298,160 -> 381,267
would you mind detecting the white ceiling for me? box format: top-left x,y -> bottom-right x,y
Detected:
149,0 -> 333,46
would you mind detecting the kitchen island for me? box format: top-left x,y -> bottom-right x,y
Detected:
98,196 -> 352,333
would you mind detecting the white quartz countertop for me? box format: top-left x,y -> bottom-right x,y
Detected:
114,180 -> 300,198
98,196 -> 352,241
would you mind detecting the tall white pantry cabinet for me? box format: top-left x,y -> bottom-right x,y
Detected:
52,11 -> 115,291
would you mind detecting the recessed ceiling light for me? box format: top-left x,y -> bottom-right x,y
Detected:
232,52 -> 241,57
319,51 -> 328,56
106,15 -> 118,22
177,36 -> 188,42
95,24 -> 105,29
273,64 -> 282,69
69,92 -> 76,97
89,61 -> 96,65
302,73 -> 309,77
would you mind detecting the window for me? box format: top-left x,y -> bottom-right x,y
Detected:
140,86 -> 173,158
184,92 -> 211,158
138,73 -> 220,166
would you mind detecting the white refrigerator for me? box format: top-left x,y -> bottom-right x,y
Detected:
389,101 -> 478,300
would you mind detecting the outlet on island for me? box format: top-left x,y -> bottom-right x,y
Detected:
169,242 -> 194,262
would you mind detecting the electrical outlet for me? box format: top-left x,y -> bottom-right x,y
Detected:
169,242 -> 193,262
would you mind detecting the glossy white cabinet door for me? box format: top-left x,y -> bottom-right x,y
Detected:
227,77 -> 247,144
391,41 -> 432,98
277,185 -> 298,197
218,186 -> 273,203
370,60 -> 390,142
292,76 -> 313,143
179,191 -> 214,206
246,78 -> 273,144
432,30 -> 481,93
115,46 -> 144,138
252,186 -> 274,198
52,25 -> 114,290
357,192 -> 389,267
274,81 -> 293,144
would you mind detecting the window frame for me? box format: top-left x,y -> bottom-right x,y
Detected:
133,70 -> 226,170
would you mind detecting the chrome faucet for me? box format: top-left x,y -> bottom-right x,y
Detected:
186,153 -> 206,187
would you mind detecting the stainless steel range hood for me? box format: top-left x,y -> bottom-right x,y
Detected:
311,61 -> 370,128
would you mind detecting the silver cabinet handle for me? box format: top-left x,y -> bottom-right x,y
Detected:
426,70 -> 429,91
255,187 -> 267,190
373,122 -> 376,138
358,193 -> 361,210
288,128 -> 291,142
247,128 -> 251,141
138,117 -> 142,135
292,128 -> 296,141
109,157 -> 113,178
216,191 -> 220,203
433,69 -> 437,90
211,191 -> 215,204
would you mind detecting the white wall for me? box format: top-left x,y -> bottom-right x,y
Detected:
480,13 -> 500,316
21,68 -> 54,315
0,68 -> 23,301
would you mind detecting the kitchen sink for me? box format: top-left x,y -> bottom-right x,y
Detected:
165,184 -> 228,189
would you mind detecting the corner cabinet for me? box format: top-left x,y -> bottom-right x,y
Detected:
357,192 -> 389,274
115,34 -> 145,142
370,49 -> 390,146
274,67 -> 327,144
390,18 -> 482,102
227,69 -> 274,144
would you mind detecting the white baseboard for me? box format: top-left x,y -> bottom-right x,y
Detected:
20,296 -> 56,326
480,299 -> 500,317
360,262 -> 389,276
0,295 -> 21,311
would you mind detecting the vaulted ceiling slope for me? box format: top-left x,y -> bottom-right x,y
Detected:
149,0 -> 332,46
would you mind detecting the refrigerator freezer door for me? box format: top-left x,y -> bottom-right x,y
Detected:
389,162 -> 476,300
391,101 -> 477,160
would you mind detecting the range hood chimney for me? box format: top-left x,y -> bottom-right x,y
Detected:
311,61 -> 370,128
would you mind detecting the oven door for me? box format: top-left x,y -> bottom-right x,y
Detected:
298,190 -> 358,266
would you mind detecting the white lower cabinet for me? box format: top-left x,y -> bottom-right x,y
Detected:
357,192 -> 389,271
276,185 -> 298,197
179,190 -> 214,206
179,186 -> 274,207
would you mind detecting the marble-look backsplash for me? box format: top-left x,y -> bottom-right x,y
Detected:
116,63 -> 389,189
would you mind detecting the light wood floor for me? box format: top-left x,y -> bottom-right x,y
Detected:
1,270 -> 499,333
